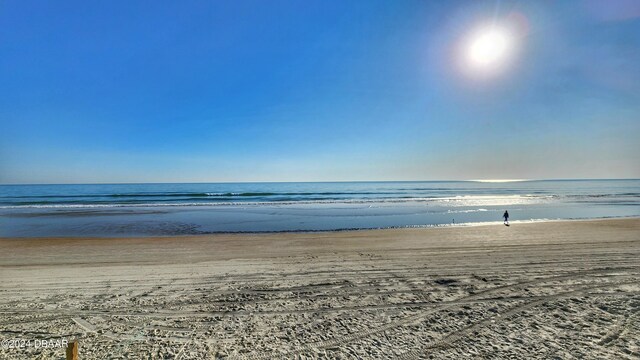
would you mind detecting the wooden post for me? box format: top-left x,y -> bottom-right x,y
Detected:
66,340 -> 78,360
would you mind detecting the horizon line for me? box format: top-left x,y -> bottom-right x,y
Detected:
1,178 -> 639,186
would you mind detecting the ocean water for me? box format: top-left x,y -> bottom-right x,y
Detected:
0,180 -> 638,237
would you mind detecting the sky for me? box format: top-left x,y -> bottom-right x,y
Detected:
1,0 -> 639,184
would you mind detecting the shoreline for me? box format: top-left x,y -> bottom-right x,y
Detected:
1,217 -> 638,358
2,215 -> 639,241
1,218 -> 638,265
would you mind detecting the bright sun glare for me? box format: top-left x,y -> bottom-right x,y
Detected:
465,26 -> 514,72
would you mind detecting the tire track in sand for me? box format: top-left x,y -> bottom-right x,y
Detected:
234,267 -> 637,360
397,280 -> 639,359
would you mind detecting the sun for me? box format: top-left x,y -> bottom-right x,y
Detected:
468,28 -> 511,66
463,25 -> 515,74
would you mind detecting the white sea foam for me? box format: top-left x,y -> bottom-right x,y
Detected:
399,218 -> 555,229
0,194 -> 552,210
446,208 -> 490,213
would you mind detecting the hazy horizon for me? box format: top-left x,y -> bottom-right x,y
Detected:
2,1 -> 639,184
2,177 -> 640,186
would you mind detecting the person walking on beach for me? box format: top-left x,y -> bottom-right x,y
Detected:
503,210 -> 509,225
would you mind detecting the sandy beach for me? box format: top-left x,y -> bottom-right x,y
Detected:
1,218 -> 639,359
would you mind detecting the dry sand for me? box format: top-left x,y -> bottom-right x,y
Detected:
1,218 -> 639,359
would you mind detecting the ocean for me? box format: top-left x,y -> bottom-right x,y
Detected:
1,180 -> 639,237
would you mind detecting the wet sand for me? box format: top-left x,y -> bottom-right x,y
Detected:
1,218 -> 639,359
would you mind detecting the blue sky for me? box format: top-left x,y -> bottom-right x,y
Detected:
1,0 -> 639,183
